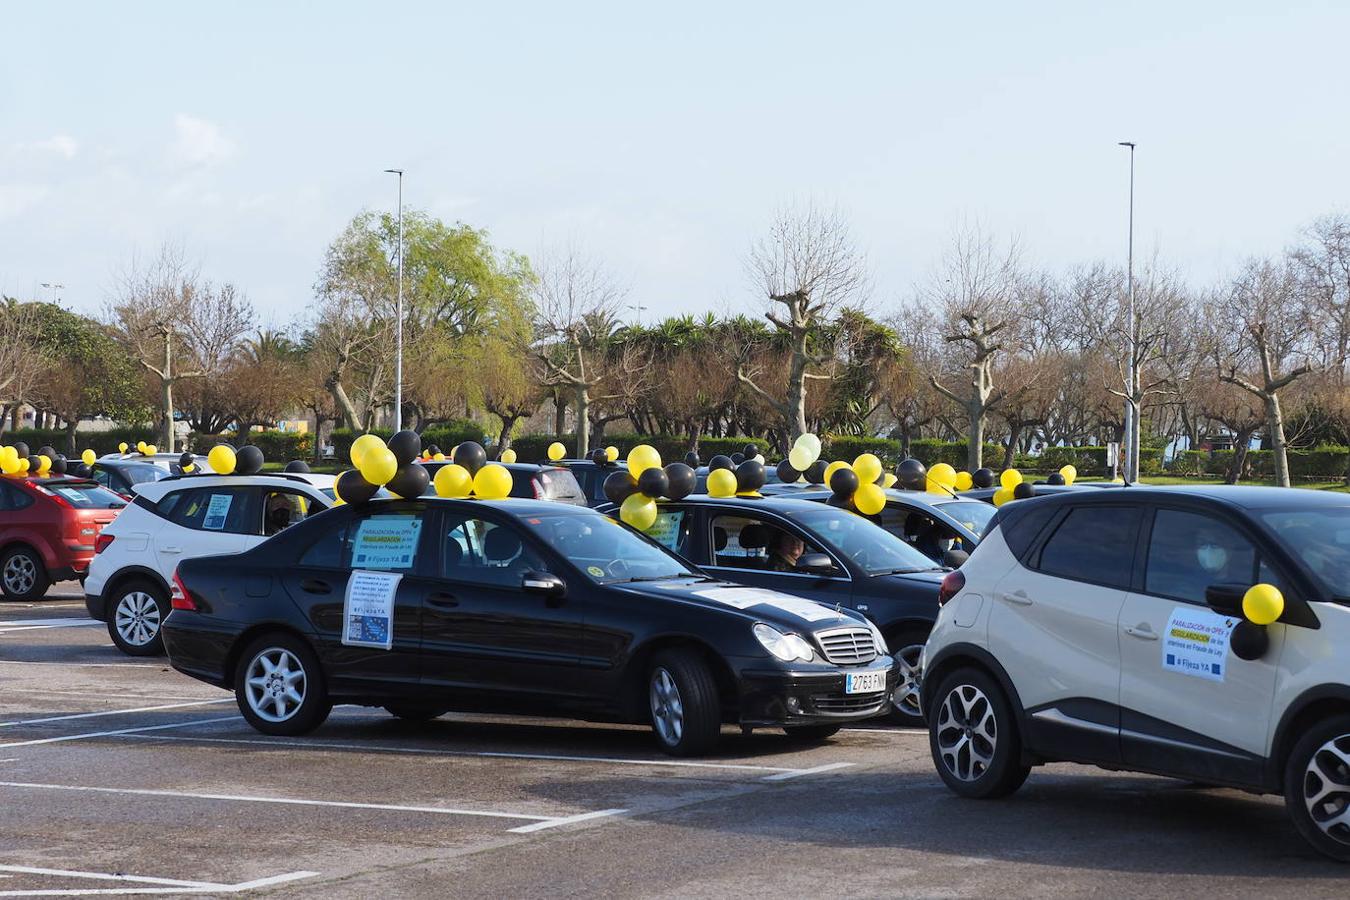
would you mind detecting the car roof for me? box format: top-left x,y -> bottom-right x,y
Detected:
361,496 -> 602,517
7,475 -> 100,487
1001,483 -> 1350,511
131,471 -> 334,500
657,494 -> 832,514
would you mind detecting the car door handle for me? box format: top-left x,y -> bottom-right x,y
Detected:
1125,624 -> 1158,641
997,590 -> 1033,606
426,592 -> 459,609
300,578 -> 331,595
161,546 -> 182,554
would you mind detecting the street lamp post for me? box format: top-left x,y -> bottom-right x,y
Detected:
384,168 -> 404,433
40,282 -> 64,303
1118,141 -> 1137,482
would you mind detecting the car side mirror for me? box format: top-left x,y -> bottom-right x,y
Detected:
1204,583 -> 1248,617
795,552 -> 834,575
942,548 -> 969,568
522,570 -> 566,602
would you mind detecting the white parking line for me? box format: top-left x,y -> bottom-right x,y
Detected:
119,732 -> 841,781
0,618 -> 100,635
0,781 -> 624,834
0,864 -> 317,896
0,662 -> 164,670
0,716 -> 238,750
0,699 -> 235,729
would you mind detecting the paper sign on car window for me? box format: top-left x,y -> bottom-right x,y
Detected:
342,570 -> 401,650
1162,607 -> 1237,682
646,511 -> 684,550
352,515 -> 422,569
203,493 -> 233,530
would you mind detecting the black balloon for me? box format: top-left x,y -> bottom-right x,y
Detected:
386,462 -> 430,499
664,463 -> 696,500
1231,621 -> 1269,661
51,456 -> 67,475
708,454 -> 733,472
742,443 -> 758,459
1013,482 -> 1035,500
896,458 -> 927,491
603,470 -> 639,505
454,441 -> 487,475
776,459 -> 800,484
72,462 -> 91,478
684,451 -> 700,468
730,452 -> 745,465
735,459 -> 766,493
235,445 -> 265,475
179,452 -> 194,468
638,466 -> 669,499
1046,472 -> 1066,485
337,469 -> 379,504
426,444 -> 441,457
805,460 -> 828,484
830,467 -> 860,497
972,467 -> 996,488
284,459 -> 311,473
590,447 -> 608,465
26,455 -> 42,474
388,430 -> 421,466
13,442 -> 29,459
38,445 -> 57,460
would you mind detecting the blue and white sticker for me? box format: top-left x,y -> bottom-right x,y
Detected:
202,493 -> 233,530
342,570 -> 401,650
1162,607 -> 1237,682
693,587 -> 840,623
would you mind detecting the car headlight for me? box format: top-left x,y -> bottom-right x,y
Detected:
865,618 -> 889,655
753,623 -> 815,662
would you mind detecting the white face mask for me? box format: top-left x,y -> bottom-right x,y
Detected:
1197,543 -> 1228,573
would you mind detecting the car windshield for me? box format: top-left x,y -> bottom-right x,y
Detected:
785,506 -> 942,575
122,464 -> 169,485
933,500 -> 997,537
518,511 -> 702,585
1259,506 -> 1350,600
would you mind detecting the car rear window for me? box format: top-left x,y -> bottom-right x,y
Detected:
516,468 -> 586,505
36,482 -> 127,509
1035,506 -> 1142,588
122,464 -> 169,486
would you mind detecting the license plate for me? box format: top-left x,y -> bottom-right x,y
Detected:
845,671 -> 885,694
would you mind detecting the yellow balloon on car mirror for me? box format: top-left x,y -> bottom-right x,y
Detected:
955,471 -> 973,491
855,482 -> 887,515
433,463 -> 473,498
472,463 -> 513,500
627,444 -> 661,477
620,492 -> 658,530
1060,464 -> 1077,485
852,453 -> 883,485
707,468 -> 737,498
207,445 -> 236,475
359,447 -> 398,485
547,441 -> 565,461
1000,468 -> 1023,489
1243,583 -> 1284,625
992,486 -> 1014,506
499,448 -> 517,463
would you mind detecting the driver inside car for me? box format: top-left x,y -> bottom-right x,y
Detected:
264,493 -> 295,536
767,530 -> 805,572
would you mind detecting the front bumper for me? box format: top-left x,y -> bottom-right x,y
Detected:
735,654 -> 899,726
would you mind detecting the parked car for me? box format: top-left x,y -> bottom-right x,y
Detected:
0,476 -> 127,600
601,494 -> 947,724
164,497 -> 899,755
556,459 -> 628,507
422,461 -> 587,506
84,472 -> 332,655
922,485 -> 1350,861
90,453 -> 209,496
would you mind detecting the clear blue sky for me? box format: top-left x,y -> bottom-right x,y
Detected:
3,1 -> 1347,323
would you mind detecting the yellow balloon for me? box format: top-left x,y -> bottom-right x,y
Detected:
0,458 -> 16,475
81,449 -> 96,465
788,445 -> 813,471
1243,583 -> 1285,625
500,448 -> 517,463
37,454 -> 51,474
144,445 -> 157,456
332,494 -> 346,506
207,445 -> 236,475
992,486 -> 1015,506
1059,464 -> 1077,486
136,441 -> 147,453
627,444 -> 661,477
433,463 -> 473,498
547,441 -> 566,461
794,433 -> 822,461
18,458 -> 29,472
620,493 -> 658,530
183,464 -> 195,473
350,433 -> 385,468
955,471 -> 973,491
852,453 -> 883,485
822,460 -> 851,487
606,445 -> 619,462
1000,468 -> 1023,489
432,452 -> 446,461
882,473 -> 898,489
855,482 -> 887,515
707,468 -> 737,498
472,463 -> 513,500
359,447 -> 398,485
118,442 -> 128,454
929,463 -> 957,488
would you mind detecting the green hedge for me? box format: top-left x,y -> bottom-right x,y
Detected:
510,433 -> 768,464
325,421 -> 488,462
189,431 -> 313,461
1173,446 -> 1350,479
1038,445 -> 1164,477
0,426 -> 157,457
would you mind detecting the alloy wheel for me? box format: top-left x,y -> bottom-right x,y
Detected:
244,647 -> 308,723
892,643 -> 925,719
114,591 -> 162,647
649,666 -> 684,745
3,555 -> 36,595
1302,732 -> 1350,847
936,683 -> 998,782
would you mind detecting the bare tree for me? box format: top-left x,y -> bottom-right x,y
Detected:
1290,214 -> 1350,381
0,302 -> 46,434
739,203 -> 868,440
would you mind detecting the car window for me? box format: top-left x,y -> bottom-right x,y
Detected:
0,483 -> 13,511
90,466 -> 114,489
537,468 -> 586,504
710,514 -> 832,574
37,482 -> 127,509
260,489 -> 321,536
1037,505 -> 1142,589
876,507 -> 966,561
167,487 -> 254,534
1259,507 -> 1350,600
518,510 -> 700,584
934,500 -> 997,538
1144,509 -> 1257,603
122,464 -> 169,486
996,502 -> 1058,560
299,510 -> 426,572
442,516 -> 548,587
786,506 -> 938,576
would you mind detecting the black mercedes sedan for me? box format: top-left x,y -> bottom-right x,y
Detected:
164,497 -> 899,756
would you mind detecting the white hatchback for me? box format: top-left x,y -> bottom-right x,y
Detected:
922,486 -> 1350,862
85,472 -> 333,655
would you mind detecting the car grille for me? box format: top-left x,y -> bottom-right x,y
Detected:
813,626 -> 878,665
811,692 -> 888,715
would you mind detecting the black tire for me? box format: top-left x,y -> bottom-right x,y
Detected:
886,627 -> 929,726
1,545 -> 50,601
928,666 -> 1030,799
1283,713 -> 1350,862
384,704 -> 448,722
784,724 -> 841,742
106,579 -> 169,656
234,632 -> 332,736
648,650 -> 722,756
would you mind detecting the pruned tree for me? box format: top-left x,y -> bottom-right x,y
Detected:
0,300 -> 47,434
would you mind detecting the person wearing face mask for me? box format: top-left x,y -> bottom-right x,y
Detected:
264,493 -> 294,536
1194,528 -> 1234,579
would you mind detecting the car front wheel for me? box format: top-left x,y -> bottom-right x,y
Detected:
928,667 -> 1030,799
886,628 -> 928,726
235,633 -> 331,736
1,546 -> 49,601
1284,714 -> 1350,862
107,580 -> 169,656
648,650 -> 721,757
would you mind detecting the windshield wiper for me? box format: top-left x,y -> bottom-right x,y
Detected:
612,574 -> 697,584
874,566 -> 942,575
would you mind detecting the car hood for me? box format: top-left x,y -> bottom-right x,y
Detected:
613,579 -> 861,631
871,569 -> 947,591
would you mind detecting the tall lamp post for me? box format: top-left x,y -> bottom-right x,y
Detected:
384,168 -> 405,433
1118,141 -> 1137,482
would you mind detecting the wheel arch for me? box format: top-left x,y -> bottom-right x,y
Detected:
620,634 -> 738,723
922,642 -> 1026,725
103,566 -> 170,606
1268,684 -> 1350,791
0,539 -> 52,571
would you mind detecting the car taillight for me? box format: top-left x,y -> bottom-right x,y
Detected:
170,570 -> 198,611
94,533 -> 116,554
938,570 -> 966,607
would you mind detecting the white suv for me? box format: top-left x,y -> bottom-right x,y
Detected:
85,472 -> 334,655
922,486 -> 1350,861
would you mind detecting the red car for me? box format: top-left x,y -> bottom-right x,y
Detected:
0,476 -> 128,601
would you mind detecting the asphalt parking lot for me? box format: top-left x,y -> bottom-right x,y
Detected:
0,590 -> 1346,898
